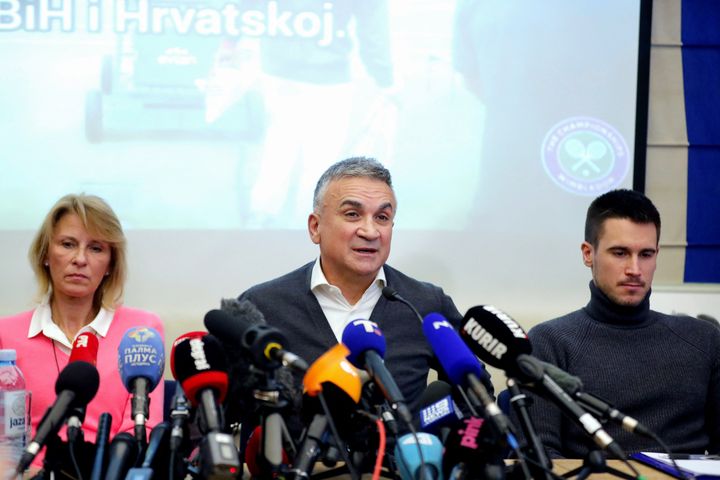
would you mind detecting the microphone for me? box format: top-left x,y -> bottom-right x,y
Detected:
171,332 -> 241,478
422,313 -> 513,442
125,421 -> 171,479
536,361 -> 653,438
170,333 -> 228,433
514,354 -> 627,459
292,343 -> 363,479
460,305 -> 532,371
69,331 -> 100,364
206,301 -> 308,372
168,382 -> 190,453
103,432 -> 140,480
244,425 -> 291,478
458,305 -> 628,458
342,319 -> 413,425
118,326 -> 165,447
394,432 -> 443,480
418,381 -> 463,438
89,412 -> 112,480
16,360 -> 100,474
442,416 -> 506,480
381,286 -> 424,323
66,332 -> 100,444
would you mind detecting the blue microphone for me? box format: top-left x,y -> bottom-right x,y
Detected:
394,432 -> 444,480
118,326 -> 165,446
342,319 -> 412,424
422,313 -> 513,444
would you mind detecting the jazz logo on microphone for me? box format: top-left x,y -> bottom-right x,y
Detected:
190,338 -> 211,370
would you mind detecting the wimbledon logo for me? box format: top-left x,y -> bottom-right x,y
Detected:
541,117 -> 629,195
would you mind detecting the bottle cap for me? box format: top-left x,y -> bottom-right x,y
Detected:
0,349 -> 17,362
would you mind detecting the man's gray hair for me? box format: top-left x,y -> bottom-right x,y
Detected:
313,157 -> 393,212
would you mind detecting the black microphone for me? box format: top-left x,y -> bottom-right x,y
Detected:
460,305 -> 533,371
342,318 -> 413,425
381,286 -> 424,323
66,332 -> 100,445
206,299 -> 308,372
90,412 -> 112,480
104,432 -> 140,480
515,355 -> 627,459
168,382 -> 190,453
171,333 -> 228,433
442,416 -> 506,480
171,332 -> 241,478
459,305 -> 627,459
538,362 -> 653,438
418,381 -> 463,441
15,361 -> 100,474
125,422 -> 171,479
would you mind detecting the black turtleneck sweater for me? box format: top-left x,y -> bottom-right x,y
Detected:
523,281 -> 720,458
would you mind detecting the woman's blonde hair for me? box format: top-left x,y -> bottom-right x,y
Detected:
29,194 -> 127,309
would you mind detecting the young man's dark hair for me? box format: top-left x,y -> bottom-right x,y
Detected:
584,189 -> 661,247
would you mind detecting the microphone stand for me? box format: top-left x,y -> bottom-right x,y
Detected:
561,450 -> 636,480
505,378 -> 554,480
250,368 -> 296,477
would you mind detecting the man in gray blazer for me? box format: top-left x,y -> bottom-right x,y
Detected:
239,156 -> 477,414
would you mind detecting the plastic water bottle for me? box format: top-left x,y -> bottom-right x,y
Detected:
0,349 -> 29,467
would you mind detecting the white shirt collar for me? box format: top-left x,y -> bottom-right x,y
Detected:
310,258 -> 386,341
310,257 -> 386,295
28,291 -> 115,350
310,257 -> 387,290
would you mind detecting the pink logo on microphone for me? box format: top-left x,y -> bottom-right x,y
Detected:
459,417 -> 484,450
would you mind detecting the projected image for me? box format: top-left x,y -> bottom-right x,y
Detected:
0,0 -> 637,231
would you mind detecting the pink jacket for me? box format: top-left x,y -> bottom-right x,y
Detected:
0,306 -> 165,464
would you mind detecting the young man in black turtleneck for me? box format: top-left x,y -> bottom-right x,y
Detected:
526,189 -> 720,458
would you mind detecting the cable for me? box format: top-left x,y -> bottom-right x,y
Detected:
69,438 -> 85,480
372,418 -> 386,480
318,391 -> 360,480
649,432 -> 693,480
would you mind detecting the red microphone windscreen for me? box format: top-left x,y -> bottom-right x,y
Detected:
171,334 -> 229,406
244,426 -> 289,477
69,332 -> 99,365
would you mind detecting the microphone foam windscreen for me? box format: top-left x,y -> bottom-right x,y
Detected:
460,305 -> 532,371
422,312 -> 484,387
170,331 -> 206,378
207,298 -> 266,339
69,332 -> 99,365
55,361 -> 100,406
394,433 -> 444,480
171,334 -> 229,406
303,343 -> 361,403
118,326 -> 165,392
206,298 -> 265,345
419,380 -> 453,409
244,426 -> 289,478
341,319 -> 387,368
418,381 -> 461,433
